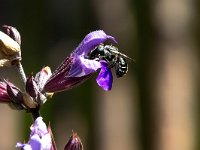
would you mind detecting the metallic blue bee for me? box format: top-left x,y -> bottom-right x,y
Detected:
87,44 -> 134,78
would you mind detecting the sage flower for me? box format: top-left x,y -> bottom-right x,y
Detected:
16,117 -> 53,150
43,30 -> 117,92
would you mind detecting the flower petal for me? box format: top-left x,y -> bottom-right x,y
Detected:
16,117 -> 52,150
68,56 -> 101,77
96,61 -> 113,91
16,142 -> 32,150
30,117 -> 49,137
72,30 -> 117,55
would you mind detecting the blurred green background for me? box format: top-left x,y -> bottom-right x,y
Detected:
0,0 -> 200,150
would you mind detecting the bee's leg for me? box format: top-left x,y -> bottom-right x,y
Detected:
109,62 -> 115,68
109,58 -> 117,68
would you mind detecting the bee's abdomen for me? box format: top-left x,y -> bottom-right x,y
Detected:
115,57 -> 128,78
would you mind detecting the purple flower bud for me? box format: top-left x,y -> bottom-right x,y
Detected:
26,75 -> 49,107
43,30 -> 116,92
5,80 -> 40,110
6,80 -> 25,110
0,81 -> 10,102
16,117 -> 53,150
6,81 -> 22,102
64,132 -> 83,150
26,76 -> 39,99
2,25 -> 21,45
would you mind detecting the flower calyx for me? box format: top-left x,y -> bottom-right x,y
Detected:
0,66 -> 52,111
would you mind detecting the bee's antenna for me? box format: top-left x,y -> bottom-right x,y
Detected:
120,53 -> 135,62
127,56 -> 136,62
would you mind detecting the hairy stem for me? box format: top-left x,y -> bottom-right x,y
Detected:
15,62 -> 26,89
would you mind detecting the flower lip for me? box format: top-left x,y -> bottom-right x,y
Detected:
67,56 -> 101,77
72,30 -> 117,56
69,30 -> 117,78
96,61 -> 113,91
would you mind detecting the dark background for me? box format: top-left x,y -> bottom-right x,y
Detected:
0,0 -> 200,150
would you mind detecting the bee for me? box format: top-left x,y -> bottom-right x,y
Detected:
87,44 -> 134,78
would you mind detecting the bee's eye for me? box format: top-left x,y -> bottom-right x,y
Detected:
98,46 -> 104,51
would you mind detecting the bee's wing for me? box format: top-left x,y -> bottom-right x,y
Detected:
116,52 -> 135,62
108,47 -> 135,62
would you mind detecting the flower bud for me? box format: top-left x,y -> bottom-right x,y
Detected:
6,81 -> 25,110
64,132 -> 83,150
0,26 -> 21,67
2,25 -> 21,45
26,74 -> 50,106
26,76 -> 39,99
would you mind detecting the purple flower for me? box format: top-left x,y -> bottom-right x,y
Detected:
96,61 -> 113,91
43,30 -> 117,92
64,132 -> 83,150
16,117 -> 53,150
